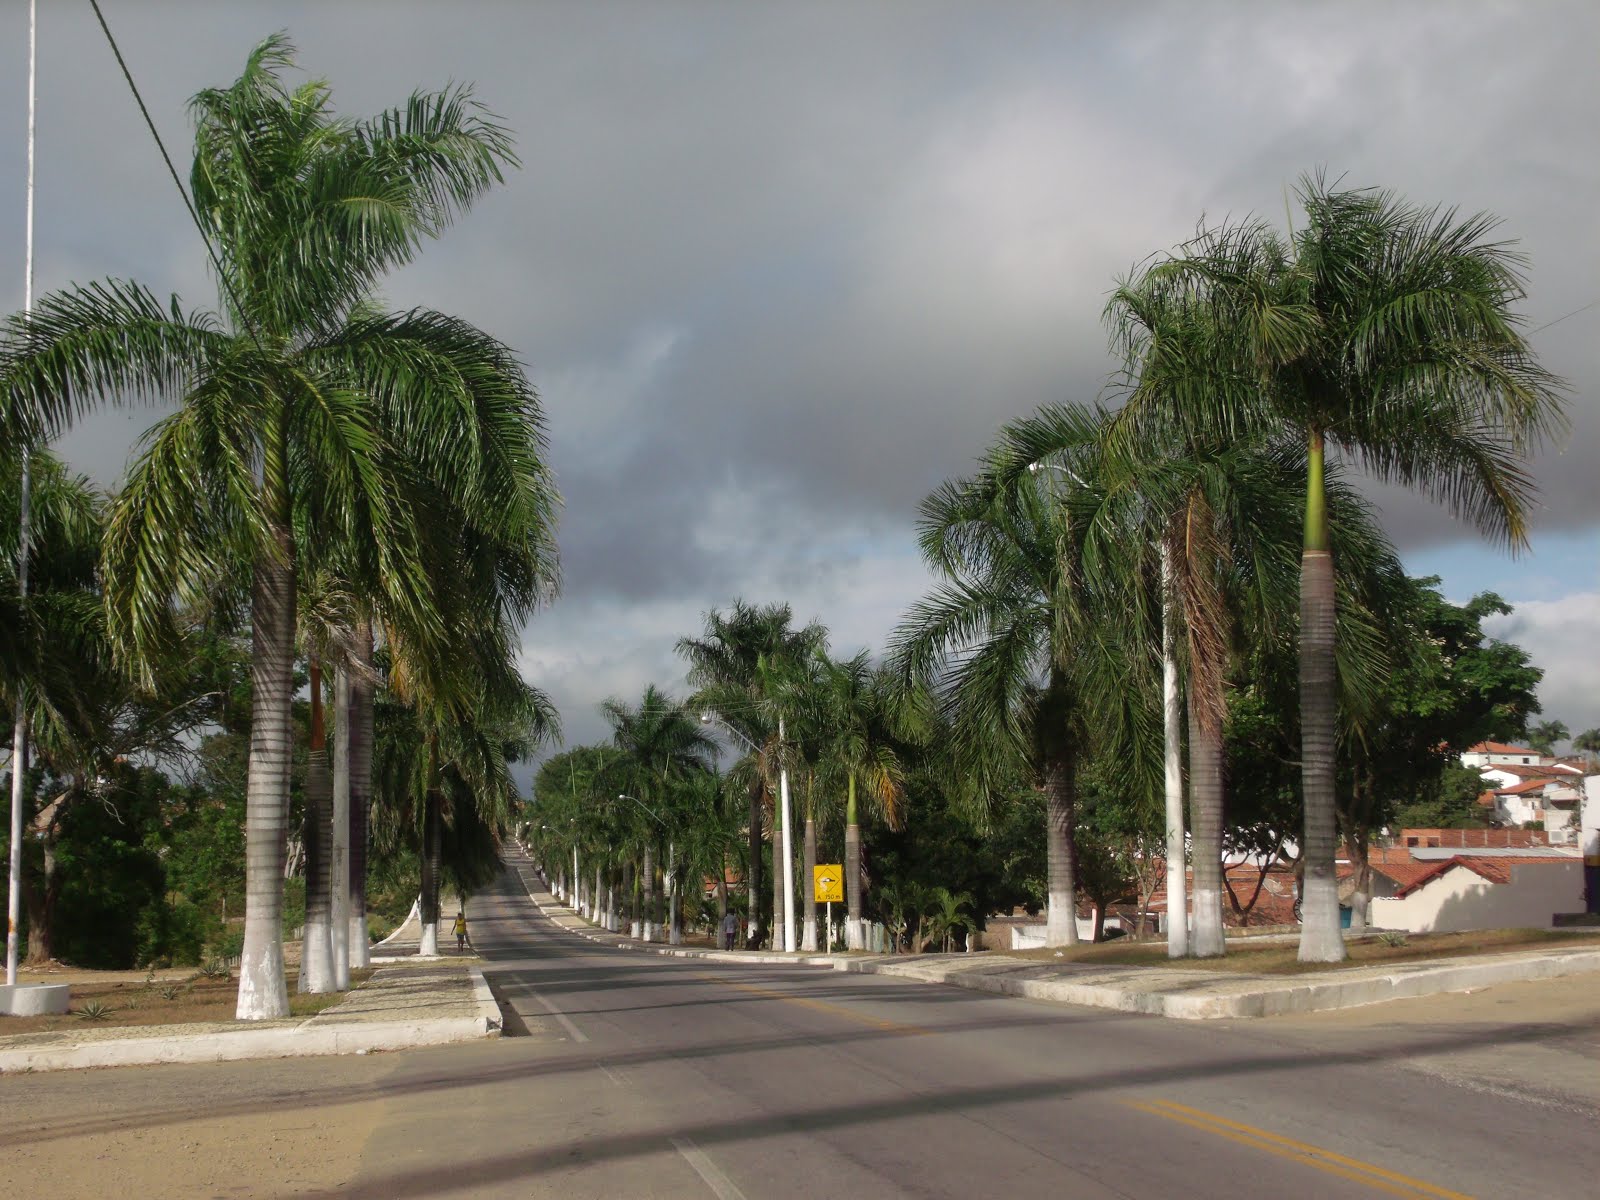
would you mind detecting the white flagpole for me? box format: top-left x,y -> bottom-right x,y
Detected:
7,0 -> 38,988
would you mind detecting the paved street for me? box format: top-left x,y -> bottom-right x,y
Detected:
5,857 -> 1597,1198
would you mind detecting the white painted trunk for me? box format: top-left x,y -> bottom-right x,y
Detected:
642,844 -> 655,942
778,717 -> 796,952
1191,887 -> 1226,957
1348,889 -> 1370,932
419,919 -> 439,956
331,668 -> 350,991
236,546 -> 294,1020
668,841 -> 681,944
1043,756 -> 1079,948
1299,872 -> 1343,960
1160,549 -> 1189,958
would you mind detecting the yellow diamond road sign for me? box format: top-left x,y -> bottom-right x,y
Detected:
814,865 -> 844,903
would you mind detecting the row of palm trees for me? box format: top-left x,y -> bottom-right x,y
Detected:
899,174 -> 1563,961
2,39 -> 561,1016
529,602 -> 914,954
533,175 -> 1565,964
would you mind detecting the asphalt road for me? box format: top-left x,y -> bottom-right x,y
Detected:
5,858 -> 1596,1199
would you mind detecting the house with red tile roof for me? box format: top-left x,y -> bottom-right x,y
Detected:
1460,741 -> 1546,768
1368,845 -> 1582,933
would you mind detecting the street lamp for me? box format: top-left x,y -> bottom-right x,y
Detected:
701,709 -> 797,953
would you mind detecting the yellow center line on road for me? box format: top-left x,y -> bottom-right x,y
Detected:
692,972 -> 928,1037
1122,1098 -> 1475,1200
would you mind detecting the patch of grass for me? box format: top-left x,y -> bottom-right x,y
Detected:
1,967 -> 375,1036
1003,928 -> 1600,973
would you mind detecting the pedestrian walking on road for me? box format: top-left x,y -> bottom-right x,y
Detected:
453,911 -> 472,953
722,911 -> 739,951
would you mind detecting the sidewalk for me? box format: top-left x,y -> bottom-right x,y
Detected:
0,957 -> 500,1075
512,853 -> 1600,1020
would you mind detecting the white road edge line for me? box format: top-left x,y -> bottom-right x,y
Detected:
671,1137 -> 748,1200
523,986 -> 589,1043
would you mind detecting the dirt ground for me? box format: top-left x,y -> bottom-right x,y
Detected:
3,965 -> 374,1034
0,1047 -> 395,1197
1004,927 -> 1600,971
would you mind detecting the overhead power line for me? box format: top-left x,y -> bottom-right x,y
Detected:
87,0 -> 262,349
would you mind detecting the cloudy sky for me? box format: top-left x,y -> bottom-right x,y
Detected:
3,1 -> 1596,757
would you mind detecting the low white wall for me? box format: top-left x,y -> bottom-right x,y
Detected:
1371,862 -> 1583,933
1010,917 -> 1120,948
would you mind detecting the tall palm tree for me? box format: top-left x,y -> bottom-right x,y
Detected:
600,685 -> 716,942
1111,174 -> 1567,961
816,652 -> 911,950
678,602 -> 827,949
2,39 -> 553,1015
892,449 -> 1145,948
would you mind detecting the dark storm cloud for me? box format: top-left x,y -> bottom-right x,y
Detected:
3,2 -> 1595,747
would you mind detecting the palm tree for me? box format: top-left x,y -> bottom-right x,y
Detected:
815,652 -> 911,950
2,40 -> 552,1015
678,602 -> 827,949
378,624 -> 557,954
1111,174 -> 1567,961
1573,729 -> 1600,770
1527,720 -> 1569,756
600,686 -> 716,942
892,448 -> 1143,948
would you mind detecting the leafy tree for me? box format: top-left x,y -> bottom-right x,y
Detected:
1393,765 -> 1495,830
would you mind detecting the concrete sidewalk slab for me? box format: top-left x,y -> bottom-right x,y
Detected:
0,961 -> 501,1074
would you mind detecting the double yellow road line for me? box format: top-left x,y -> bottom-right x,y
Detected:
1123,1098 -> 1474,1199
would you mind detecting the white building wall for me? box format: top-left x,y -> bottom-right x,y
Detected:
1370,863 -> 1583,934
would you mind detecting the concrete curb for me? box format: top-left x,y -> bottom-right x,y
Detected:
0,1014 -> 495,1074
512,853 -> 1600,1020
468,965 -> 503,1034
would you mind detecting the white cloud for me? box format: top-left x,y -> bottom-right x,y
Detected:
1483,592 -> 1600,738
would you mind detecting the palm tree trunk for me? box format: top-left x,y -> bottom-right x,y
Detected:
1160,544 -> 1189,957
1043,747 -> 1080,947
845,772 -> 863,950
717,853 -> 729,924
667,840 -> 681,945
300,656 -> 335,993
21,824 -> 58,967
236,533 -> 296,1020
1187,686 -> 1226,957
641,842 -> 656,942
1299,430 -> 1345,962
771,824 -> 785,950
348,619 -> 373,970
595,862 -> 604,928
801,810 -> 818,952
623,858 -> 636,936
418,789 -> 442,956
747,778 -> 764,949
330,665 -> 350,990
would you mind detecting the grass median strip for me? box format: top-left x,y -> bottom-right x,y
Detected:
1122,1097 -> 1474,1199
